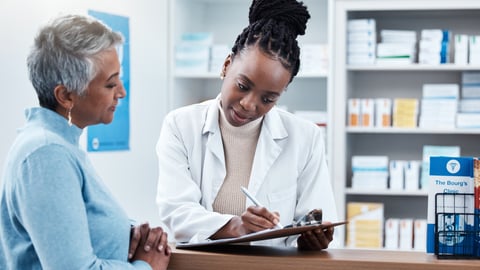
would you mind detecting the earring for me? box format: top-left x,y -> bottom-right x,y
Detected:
67,107 -> 72,127
220,70 -> 225,80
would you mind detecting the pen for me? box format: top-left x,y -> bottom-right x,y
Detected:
240,186 -> 283,229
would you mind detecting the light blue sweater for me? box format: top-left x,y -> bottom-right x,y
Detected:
0,107 -> 150,270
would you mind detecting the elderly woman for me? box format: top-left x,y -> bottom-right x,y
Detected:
0,14 -> 170,269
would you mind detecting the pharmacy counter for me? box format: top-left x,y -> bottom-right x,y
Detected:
168,245 -> 479,270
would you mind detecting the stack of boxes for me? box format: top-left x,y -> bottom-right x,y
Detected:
392,98 -> 418,128
413,219 -> 428,251
348,98 -> 392,128
389,160 -> 422,191
294,110 -> 328,150
347,19 -> 376,65
175,32 -> 233,75
374,98 -> 392,127
461,71 -> 480,98
458,72 -> 480,128
360,99 -> 374,127
299,44 -> 328,75
209,44 -> 230,74
345,22 -> 480,66
404,161 -> 422,191
351,155 -> 389,190
350,155 -> 429,250
376,29 -> 417,65
348,78 -> 480,131
175,32 -> 212,74
419,84 -> 459,129
346,202 -> 384,248
418,29 -> 450,65
348,98 -> 361,126
454,34 -> 480,65
469,35 -> 480,64
349,206 -> 427,250
385,218 -> 427,251
384,218 -> 400,249
454,34 -> 469,64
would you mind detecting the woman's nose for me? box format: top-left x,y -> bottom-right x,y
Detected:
240,93 -> 256,111
117,82 -> 127,99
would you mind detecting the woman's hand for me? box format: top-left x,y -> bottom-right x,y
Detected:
129,222 -> 163,260
297,221 -> 334,251
130,223 -> 171,270
241,205 -> 281,232
210,206 -> 281,239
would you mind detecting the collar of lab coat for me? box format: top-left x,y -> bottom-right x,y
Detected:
202,96 -> 288,139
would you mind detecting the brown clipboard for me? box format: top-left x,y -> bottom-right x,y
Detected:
175,221 -> 348,248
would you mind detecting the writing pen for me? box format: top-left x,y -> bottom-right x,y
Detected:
240,186 -> 283,229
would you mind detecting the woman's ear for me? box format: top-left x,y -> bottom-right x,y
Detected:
53,85 -> 73,110
221,53 -> 233,79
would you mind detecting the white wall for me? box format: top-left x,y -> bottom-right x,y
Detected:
0,0 -> 169,226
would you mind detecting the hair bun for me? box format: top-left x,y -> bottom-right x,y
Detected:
248,0 -> 310,37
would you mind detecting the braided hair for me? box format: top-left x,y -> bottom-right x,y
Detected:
231,0 -> 310,82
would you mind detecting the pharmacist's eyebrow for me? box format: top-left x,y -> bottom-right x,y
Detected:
238,74 -> 255,87
237,74 -> 283,96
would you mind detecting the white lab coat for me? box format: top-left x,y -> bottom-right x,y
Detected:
156,98 -> 337,246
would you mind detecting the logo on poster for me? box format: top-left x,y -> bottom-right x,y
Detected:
446,159 -> 461,174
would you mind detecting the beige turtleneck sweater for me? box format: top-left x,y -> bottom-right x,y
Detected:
212,102 -> 263,216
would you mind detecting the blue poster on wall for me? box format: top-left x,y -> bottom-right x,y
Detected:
87,10 -> 130,152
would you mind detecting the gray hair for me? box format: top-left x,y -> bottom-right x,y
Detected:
27,14 -> 124,110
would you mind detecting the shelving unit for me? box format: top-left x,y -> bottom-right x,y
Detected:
346,127 -> 480,134
167,0 -> 335,165
332,0 -> 480,248
345,188 -> 427,196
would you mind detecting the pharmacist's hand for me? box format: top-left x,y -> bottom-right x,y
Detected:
131,224 -> 171,270
297,221 -> 334,251
210,207 -> 281,240
241,205 -> 281,232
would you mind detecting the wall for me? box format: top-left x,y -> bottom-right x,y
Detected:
0,0 -> 169,226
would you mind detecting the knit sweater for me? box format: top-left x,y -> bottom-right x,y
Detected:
212,103 -> 262,216
0,107 -> 150,270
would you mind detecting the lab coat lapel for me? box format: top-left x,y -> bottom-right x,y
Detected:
202,101 -> 226,209
248,108 -> 288,195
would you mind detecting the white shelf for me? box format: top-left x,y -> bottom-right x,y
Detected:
174,72 -> 328,79
345,188 -> 428,196
296,72 -> 329,78
186,0 -> 244,3
347,64 -> 480,71
174,72 -> 221,79
346,127 -> 480,134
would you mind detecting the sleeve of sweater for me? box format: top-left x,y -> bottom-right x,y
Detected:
13,144 -> 151,270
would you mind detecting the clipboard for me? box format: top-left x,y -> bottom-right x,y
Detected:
175,221 -> 348,248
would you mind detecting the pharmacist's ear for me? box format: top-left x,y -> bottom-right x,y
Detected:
221,53 -> 233,78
